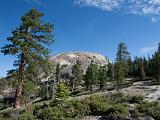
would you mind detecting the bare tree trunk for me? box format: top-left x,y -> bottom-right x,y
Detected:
72,83 -> 75,92
14,53 -> 25,108
24,98 -> 28,113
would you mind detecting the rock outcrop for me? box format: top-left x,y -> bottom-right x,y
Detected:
48,51 -> 110,81
50,51 -> 110,69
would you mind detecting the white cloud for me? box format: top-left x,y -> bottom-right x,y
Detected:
73,0 -> 122,11
140,43 -> 158,54
151,17 -> 158,22
74,0 -> 160,22
24,0 -> 47,7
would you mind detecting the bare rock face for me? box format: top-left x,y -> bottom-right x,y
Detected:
49,51 -> 110,80
50,51 -> 110,69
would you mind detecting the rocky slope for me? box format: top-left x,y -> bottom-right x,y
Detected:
50,51 -> 110,66
49,51 -> 110,75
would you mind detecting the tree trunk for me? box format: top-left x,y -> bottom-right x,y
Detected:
142,64 -> 146,80
157,74 -> 160,82
72,83 -> 75,92
24,98 -> 28,113
14,82 -> 23,108
90,85 -> 92,92
100,81 -> 104,91
14,53 -> 25,108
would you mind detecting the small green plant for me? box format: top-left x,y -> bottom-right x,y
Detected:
18,113 -> 37,120
136,101 -> 160,119
127,95 -> 144,104
55,83 -> 70,100
107,103 -> 129,119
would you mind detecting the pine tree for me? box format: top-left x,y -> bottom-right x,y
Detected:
116,43 -> 130,73
114,43 -> 130,88
150,52 -> 160,81
70,60 -> 83,92
116,43 -> 130,63
133,57 -> 146,80
1,8 -> 54,108
98,66 -> 107,91
114,62 -> 125,89
55,83 -> 70,101
158,43 -> 160,53
143,57 -> 149,77
107,63 -> 114,81
56,63 -> 61,84
139,58 -> 146,80
132,57 -> 139,79
84,60 -> 98,91
126,57 -> 133,77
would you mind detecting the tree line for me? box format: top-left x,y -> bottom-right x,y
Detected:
63,42 -> 160,93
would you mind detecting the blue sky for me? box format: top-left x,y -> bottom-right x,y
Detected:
0,0 -> 160,77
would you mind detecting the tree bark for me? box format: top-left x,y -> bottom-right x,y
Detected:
141,64 -> 146,80
90,85 -> 92,92
72,83 -> 75,93
100,81 -> 104,91
14,53 -> 25,108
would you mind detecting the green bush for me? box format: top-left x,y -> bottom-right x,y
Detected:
149,106 -> 160,120
34,99 -> 89,120
108,92 -> 128,103
108,92 -> 144,104
55,83 -> 70,100
35,105 -> 66,120
18,113 -> 37,120
136,101 -> 158,114
32,94 -> 130,120
82,95 -> 129,119
127,95 -> 144,104
85,95 -> 110,115
106,103 -> 129,119
64,100 -> 90,118
15,93 -> 160,120
129,109 -> 140,118
136,101 -> 160,119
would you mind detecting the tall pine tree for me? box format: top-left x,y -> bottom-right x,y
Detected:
114,43 -> 130,88
107,63 -> 114,81
150,52 -> 160,81
1,8 -> 54,108
84,60 -> 98,91
56,63 -> 61,84
70,60 -> 83,92
116,43 -> 130,63
98,65 -> 107,91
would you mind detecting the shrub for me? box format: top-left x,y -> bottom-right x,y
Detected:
18,113 -> 37,120
149,106 -> 160,120
108,92 -> 144,104
65,100 -> 90,118
127,95 -> 144,104
34,99 -> 89,120
55,83 -> 70,101
136,101 -> 160,119
35,106 -> 66,120
136,101 -> 158,114
82,95 -> 129,119
17,93 -> 158,120
86,95 -> 110,115
106,103 -> 129,119
129,109 -> 140,118
108,92 -> 128,103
